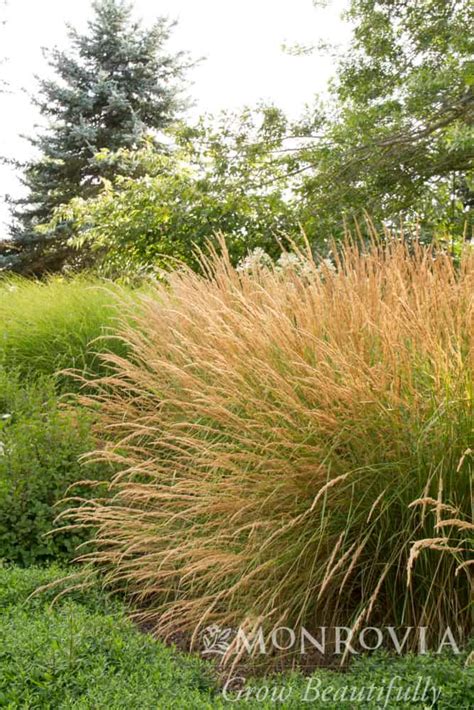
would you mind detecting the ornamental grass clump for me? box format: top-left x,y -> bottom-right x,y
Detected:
0,276 -> 130,390
62,238 -> 473,663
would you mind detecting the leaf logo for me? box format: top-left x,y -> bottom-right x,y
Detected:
201,624 -> 233,655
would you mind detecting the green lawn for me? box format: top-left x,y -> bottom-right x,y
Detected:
0,565 -> 472,708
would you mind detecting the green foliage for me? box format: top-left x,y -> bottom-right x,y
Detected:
0,564 -> 112,610
0,565 -> 472,708
48,108 -> 301,272
0,565 -> 220,708
2,0 -> 472,275
296,0 -> 474,239
42,1 -> 474,273
0,275 -> 134,565
246,652 -> 474,709
0,371 -> 109,565
5,0 -> 191,276
0,275 -> 130,390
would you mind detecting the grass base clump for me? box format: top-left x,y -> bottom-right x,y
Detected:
63,238 -> 473,667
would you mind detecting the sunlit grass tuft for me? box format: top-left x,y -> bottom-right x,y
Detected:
61,238 -> 473,665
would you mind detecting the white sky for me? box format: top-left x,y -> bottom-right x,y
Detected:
0,0 -> 350,230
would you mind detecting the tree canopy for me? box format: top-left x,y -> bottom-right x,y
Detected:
2,0 -> 472,277
45,108 -> 301,274
296,0 -> 474,240
3,0 -> 191,275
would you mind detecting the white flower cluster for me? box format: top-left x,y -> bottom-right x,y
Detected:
276,251 -> 314,276
236,247 -> 274,272
236,248 -> 335,276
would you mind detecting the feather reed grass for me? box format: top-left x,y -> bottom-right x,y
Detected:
60,237 -> 473,665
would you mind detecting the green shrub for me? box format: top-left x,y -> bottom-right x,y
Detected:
64,239 -> 473,667
0,276 -> 130,391
0,371 -> 109,565
46,111 -> 301,275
